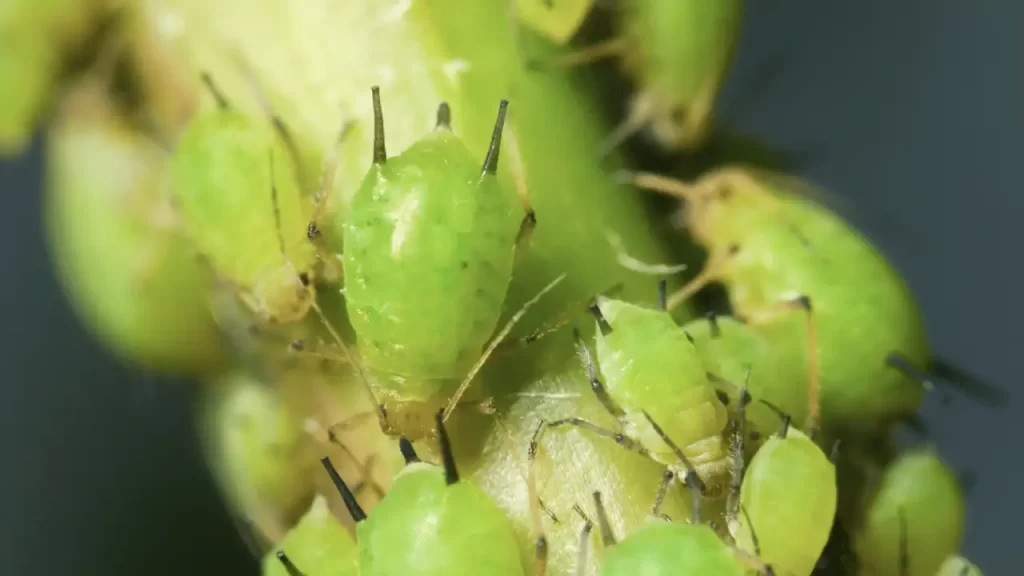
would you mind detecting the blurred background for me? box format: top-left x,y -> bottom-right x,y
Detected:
1,1 -> 1020,574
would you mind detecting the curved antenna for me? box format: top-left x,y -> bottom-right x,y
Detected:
320,456 -> 366,522
482,100 -> 510,176
442,274 -> 567,421
371,86 -> 386,164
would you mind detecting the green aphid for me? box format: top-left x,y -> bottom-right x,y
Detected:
44,78 -> 225,374
200,370 -> 315,544
171,75 -> 318,325
537,295 -> 731,508
731,408 -> 837,576
936,555 -> 984,576
573,490 -> 765,576
682,312 -> 809,441
0,0 -> 101,154
518,0 -> 742,153
263,494 -> 358,576
625,166 -> 933,435
851,448 -> 965,576
323,412 -> 540,576
341,87 -> 550,440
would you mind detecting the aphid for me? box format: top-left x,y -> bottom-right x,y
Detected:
521,0 -> 743,153
171,73 -> 318,325
340,87 -> 562,439
850,447 -> 965,576
262,494 -> 358,576
575,490 -> 766,575
44,75 -> 226,374
531,292 -> 731,511
936,555 -> 984,576
324,411 -> 544,576
622,166 -> 934,435
682,311 -> 809,442
730,397 -> 837,576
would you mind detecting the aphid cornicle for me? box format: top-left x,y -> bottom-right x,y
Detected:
341,87 -> 548,439
171,74 -> 318,325
262,495 -> 358,576
324,412 -> 544,576
623,166 -> 931,435
850,447 -> 965,576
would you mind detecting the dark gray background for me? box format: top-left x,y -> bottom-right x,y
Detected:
2,2 -> 1019,574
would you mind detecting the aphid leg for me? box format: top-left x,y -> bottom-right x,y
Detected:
441,274 -> 567,421
735,505 -> 775,576
275,550 -> 305,576
742,296 -> 820,435
547,417 -> 649,456
573,505 -> 594,576
573,327 -> 626,418
515,283 -> 624,350
663,245 -> 738,310
640,411 -> 706,523
591,491 -> 617,547
597,91 -> 656,160
308,117 -> 356,271
652,470 -> 675,517
527,421 -> 550,576
321,456 -> 367,522
503,125 -> 538,264
306,419 -> 386,500
726,369 -> 752,526
542,37 -> 629,69
199,72 -> 231,109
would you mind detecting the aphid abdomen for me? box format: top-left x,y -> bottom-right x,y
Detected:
599,521 -> 744,576
357,463 -> 525,576
343,131 -> 520,398
595,300 -> 729,481
172,111 -> 316,302
736,428 -> 836,576
723,195 -> 930,431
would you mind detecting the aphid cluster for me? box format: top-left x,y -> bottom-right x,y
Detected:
22,2 -> 1001,575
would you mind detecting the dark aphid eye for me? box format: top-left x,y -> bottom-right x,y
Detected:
320,456 -> 366,522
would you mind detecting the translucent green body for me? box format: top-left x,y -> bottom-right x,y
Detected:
689,173 -> 931,434
357,463 -> 524,576
599,521 -> 744,576
620,0 -> 743,146
44,84 -> 225,374
936,555 -> 983,576
595,299 -> 729,484
735,428 -> 836,576
683,315 -> 807,439
342,129 -> 520,399
852,449 -> 964,576
515,0 -> 593,44
262,495 -> 358,576
172,109 -> 317,323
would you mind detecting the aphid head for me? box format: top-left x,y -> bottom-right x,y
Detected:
251,263 -> 316,324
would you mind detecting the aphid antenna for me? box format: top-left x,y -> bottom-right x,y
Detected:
727,367 -> 752,522
321,456 -> 367,522
441,273 -> 567,422
276,550 -> 305,576
518,282 -> 624,348
309,118 -> 356,239
736,505 -> 776,576
605,231 -> 688,276
306,418 -> 386,498
525,419 -> 550,576
199,71 -> 231,110
481,99 -> 509,176
399,437 -> 420,464
591,491 -> 617,547
596,89 -> 653,160
889,352 -> 1010,407
573,327 -> 626,418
